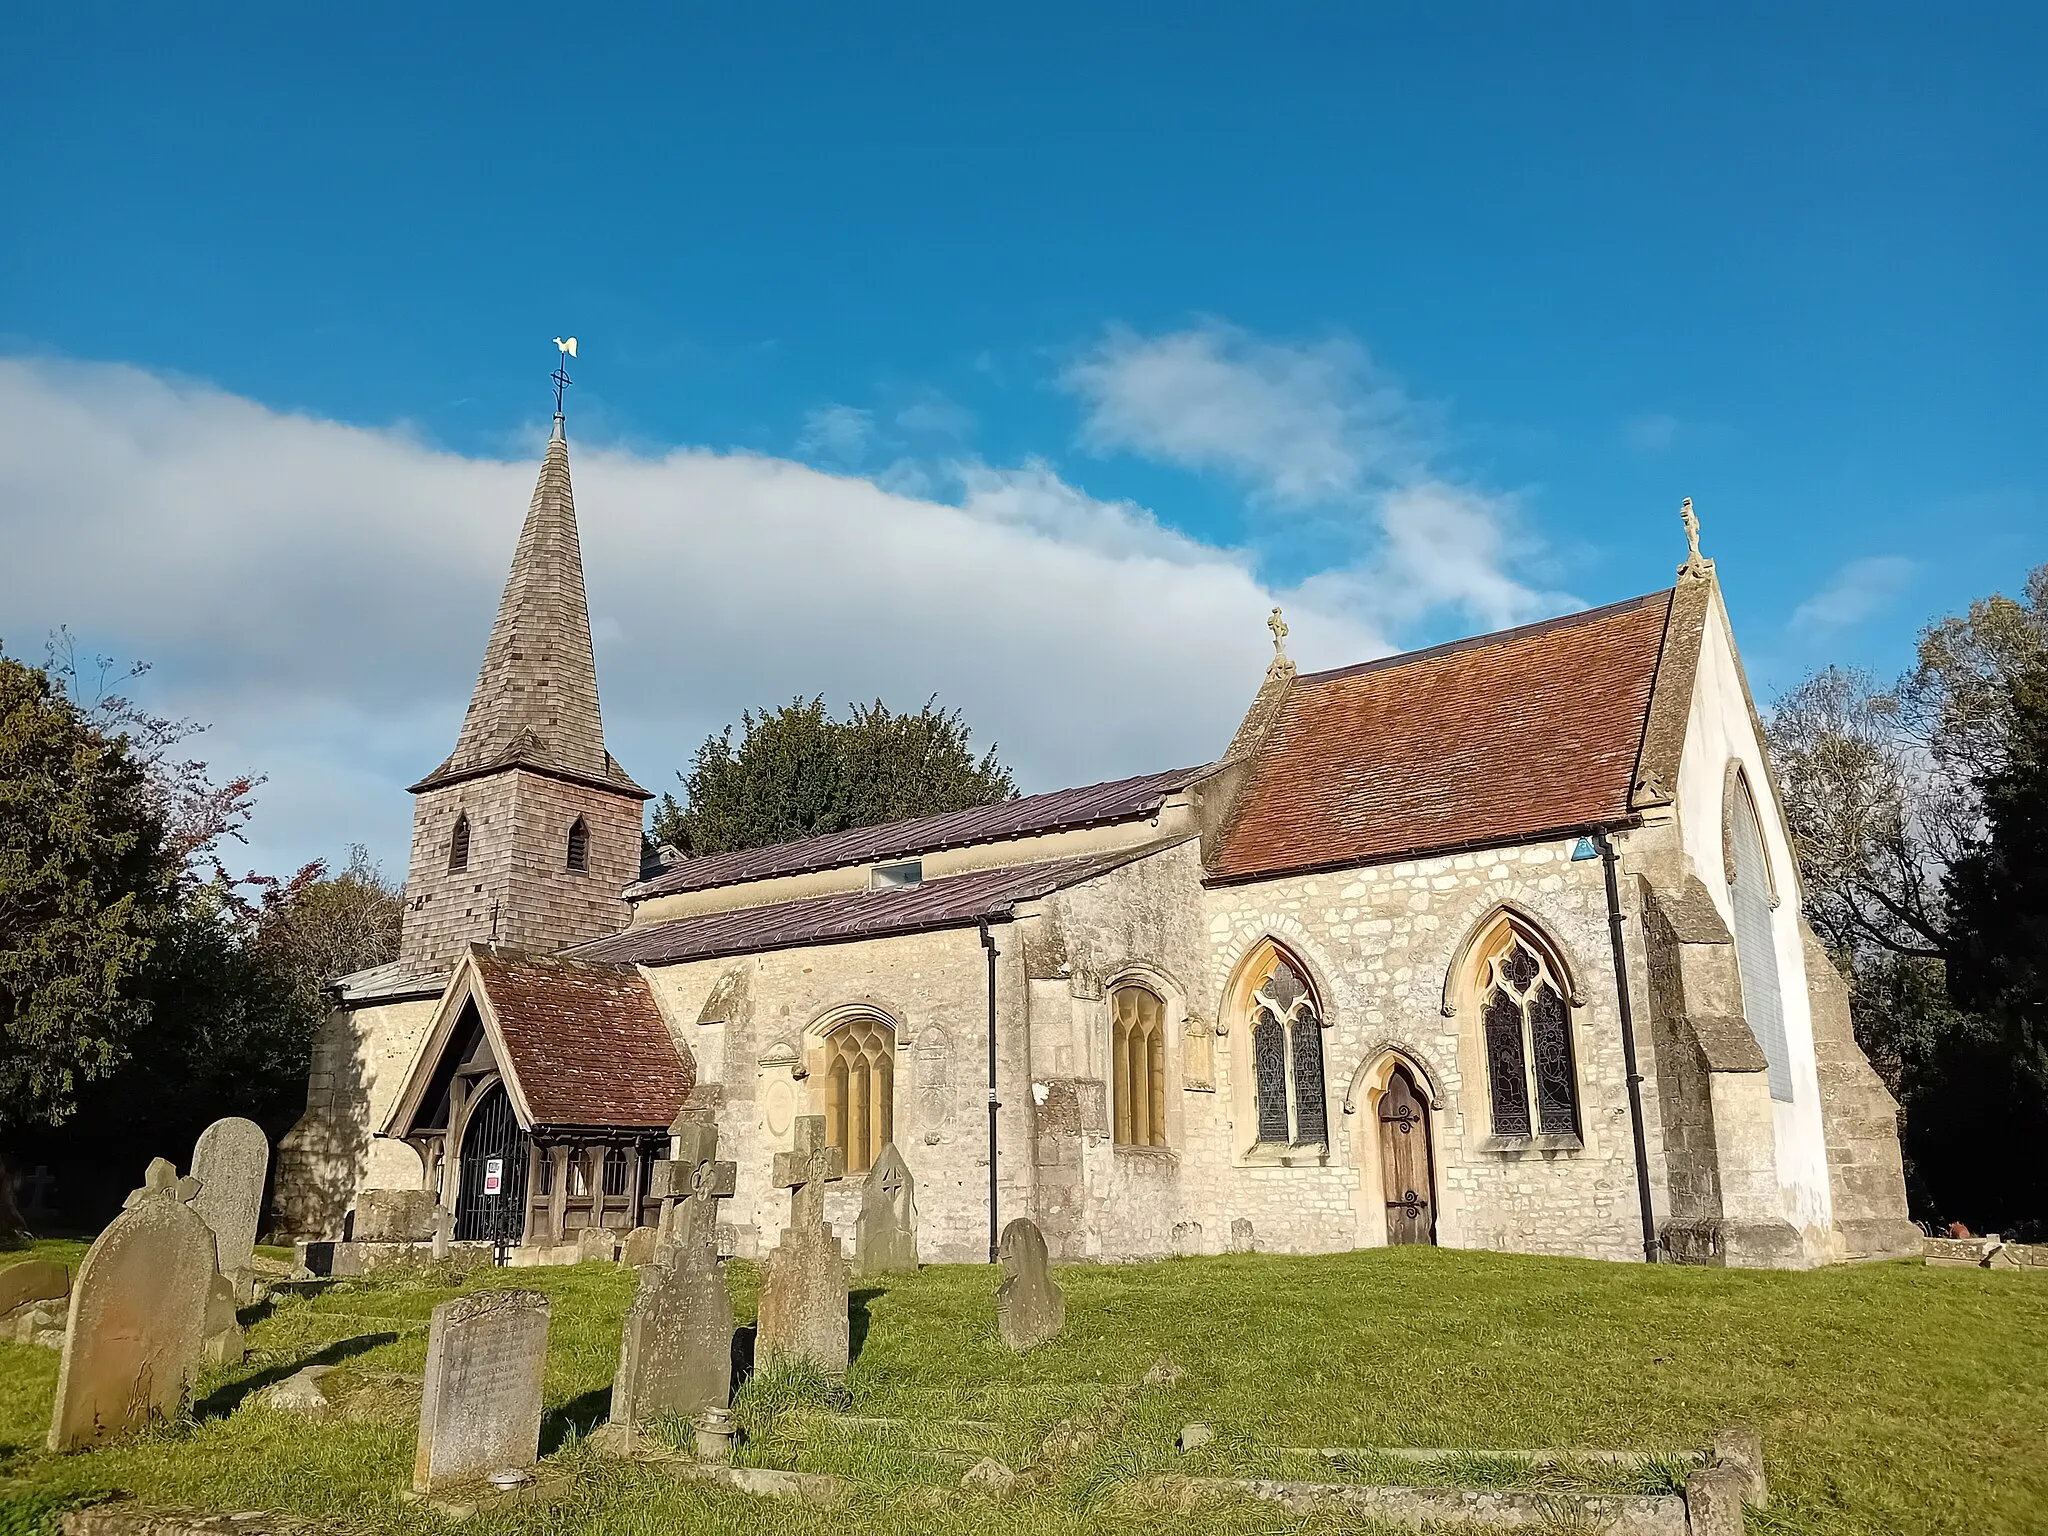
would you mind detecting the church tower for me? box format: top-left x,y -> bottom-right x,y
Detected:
397,410 -> 648,969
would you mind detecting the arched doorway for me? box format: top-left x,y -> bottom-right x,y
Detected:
454,1082 -> 531,1242
1377,1065 -> 1437,1245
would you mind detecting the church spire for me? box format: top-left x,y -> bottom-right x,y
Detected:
411,385 -> 644,799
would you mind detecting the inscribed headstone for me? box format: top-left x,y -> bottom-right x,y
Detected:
854,1142 -> 919,1275
190,1117 -> 269,1297
412,1289 -> 550,1492
756,1116 -> 849,1376
48,1158 -> 215,1451
611,1118 -> 737,1430
995,1217 -> 1064,1353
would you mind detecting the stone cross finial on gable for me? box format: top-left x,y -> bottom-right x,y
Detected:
1678,496 -> 1715,581
1268,606 -> 1289,662
773,1115 -> 845,1230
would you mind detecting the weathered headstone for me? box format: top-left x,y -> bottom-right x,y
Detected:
48,1158 -> 215,1451
203,1270 -> 245,1366
610,1117 -> 738,1436
413,1289 -> 550,1493
854,1142 -> 919,1275
577,1225 -> 618,1263
996,1217 -> 1064,1353
353,1189 -> 440,1243
756,1115 -> 849,1376
191,1117 -> 269,1301
0,1259 -> 68,1317
620,1225 -> 661,1267
1229,1217 -> 1255,1254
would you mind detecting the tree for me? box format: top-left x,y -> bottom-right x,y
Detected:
651,696 -> 1016,857
0,652 -> 177,1136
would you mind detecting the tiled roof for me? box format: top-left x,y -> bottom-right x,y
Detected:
623,766 -> 1203,901
471,948 -> 693,1128
1209,592 -> 1675,883
332,958 -> 448,1004
581,848 -> 1167,967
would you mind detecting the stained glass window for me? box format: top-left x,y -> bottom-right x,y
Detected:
1478,928 -> 1579,1139
1484,989 -> 1533,1137
1249,953 -> 1328,1149
1529,983 -> 1578,1136
1252,1010 -> 1290,1143
1291,1014 -> 1328,1146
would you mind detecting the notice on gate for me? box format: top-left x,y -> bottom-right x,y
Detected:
483,1157 -> 504,1196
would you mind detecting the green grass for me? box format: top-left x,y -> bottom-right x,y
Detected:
0,1245 -> 2042,1534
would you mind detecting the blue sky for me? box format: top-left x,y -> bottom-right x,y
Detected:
3,4 -> 2042,878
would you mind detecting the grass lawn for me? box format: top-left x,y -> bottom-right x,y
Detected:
0,1244 -> 2042,1535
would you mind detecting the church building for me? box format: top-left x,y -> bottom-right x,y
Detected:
274,401 -> 1921,1270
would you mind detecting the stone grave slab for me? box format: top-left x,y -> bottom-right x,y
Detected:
190,1117 -> 269,1300
996,1217 -> 1064,1353
854,1142 -> 918,1275
413,1289 -> 550,1492
354,1189 -> 440,1243
757,1116 -> 848,1376
48,1159 -> 215,1451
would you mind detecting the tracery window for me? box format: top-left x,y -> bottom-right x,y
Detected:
1726,774 -> 1794,1101
449,812 -> 471,873
566,816 -> 589,873
1111,984 -> 1167,1146
823,1014 -> 895,1174
1247,951 -> 1328,1148
1476,920 -> 1579,1139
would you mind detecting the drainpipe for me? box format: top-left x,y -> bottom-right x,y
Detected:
1595,828 -> 1662,1264
979,920 -> 1002,1264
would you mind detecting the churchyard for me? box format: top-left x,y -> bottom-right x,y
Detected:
2,1227 -> 2044,1534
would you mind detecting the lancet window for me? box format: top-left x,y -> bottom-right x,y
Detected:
1726,774 -> 1794,1101
823,1013 -> 895,1174
448,812 -> 471,874
1246,950 -> 1328,1148
1476,920 -> 1579,1139
566,816 -> 590,873
1111,984 -> 1168,1146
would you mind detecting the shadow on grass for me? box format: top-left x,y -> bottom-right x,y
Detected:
194,1331 -> 400,1420
850,1288 -> 881,1363
543,1385 -> 612,1454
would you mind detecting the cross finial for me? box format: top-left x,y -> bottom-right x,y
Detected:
550,336 -> 578,423
1267,606 -> 1289,662
1678,496 -> 1714,581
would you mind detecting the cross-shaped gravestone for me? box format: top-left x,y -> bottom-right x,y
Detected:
771,1115 -> 845,1232
651,1110 -> 737,1261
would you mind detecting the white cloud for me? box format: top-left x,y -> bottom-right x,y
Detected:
1792,555 -> 1915,633
795,403 -> 873,464
1059,320 -> 1568,633
0,357 -> 1385,880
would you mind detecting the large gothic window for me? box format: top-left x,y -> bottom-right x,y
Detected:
566,816 -> 590,873
448,812 -> 471,874
1475,919 -> 1579,1139
1245,949 -> 1328,1148
1111,984 -> 1167,1146
1727,773 -> 1794,1102
823,1014 -> 895,1174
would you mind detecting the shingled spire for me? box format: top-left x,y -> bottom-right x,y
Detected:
412,415 -> 645,798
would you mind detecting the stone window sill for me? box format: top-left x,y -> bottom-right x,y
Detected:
1483,1133 -> 1585,1156
1238,1142 -> 1331,1169
1112,1141 -> 1178,1160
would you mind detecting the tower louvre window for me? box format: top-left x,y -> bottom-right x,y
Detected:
448,813 -> 471,874
566,816 -> 590,873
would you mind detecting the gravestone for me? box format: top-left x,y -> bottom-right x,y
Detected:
48,1158 -> 216,1451
756,1115 -> 849,1376
619,1225 -> 661,1267
191,1117 -> 269,1301
610,1116 -> 738,1435
854,1143 -> 919,1275
1229,1217 -> 1255,1254
577,1225 -> 618,1263
354,1189 -> 440,1243
413,1289 -> 550,1493
996,1217 -> 1064,1353
203,1271 -> 244,1366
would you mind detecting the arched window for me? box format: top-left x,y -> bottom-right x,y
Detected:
1243,948 -> 1328,1148
1474,918 -> 1579,1139
448,812 -> 471,873
566,816 -> 590,873
823,1014 -> 895,1174
1726,773 -> 1794,1101
1111,984 -> 1167,1146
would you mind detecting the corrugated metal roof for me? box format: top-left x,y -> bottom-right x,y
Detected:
579,846 -> 1173,968
623,765 -> 1204,901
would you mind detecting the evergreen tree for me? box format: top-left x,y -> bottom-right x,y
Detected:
651,696 -> 1015,857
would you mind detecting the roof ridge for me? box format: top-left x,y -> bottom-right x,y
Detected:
1295,589 -> 1673,687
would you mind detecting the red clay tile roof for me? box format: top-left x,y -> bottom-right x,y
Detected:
580,848 -> 1165,968
471,948 -> 693,1128
1208,592 -> 1675,883
625,767 -> 1203,901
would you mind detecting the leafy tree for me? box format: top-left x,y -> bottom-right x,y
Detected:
0,652 -> 177,1136
650,696 -> 1016,857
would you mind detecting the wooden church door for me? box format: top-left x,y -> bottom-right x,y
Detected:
1378,1065 -> 1437,1245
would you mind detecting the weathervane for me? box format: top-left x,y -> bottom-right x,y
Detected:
1268,606 -> 1290,663
1678,496 -> 1713,581
551,336 -> 578,416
